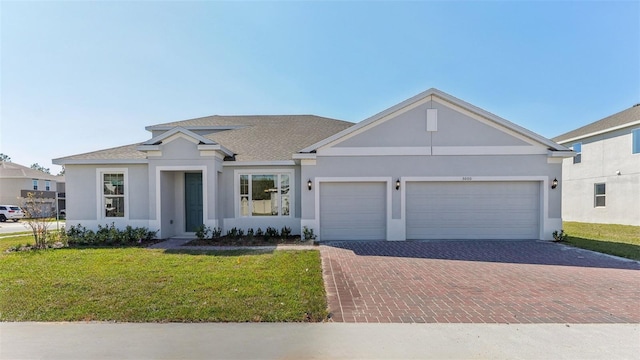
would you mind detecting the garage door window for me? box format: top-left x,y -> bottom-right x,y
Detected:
239,173 -> 291,217
594,183 -> 606,207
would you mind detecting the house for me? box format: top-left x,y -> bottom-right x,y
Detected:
0,161 -> 63,216
53,89 -> 573,241
552,105 -> 640,226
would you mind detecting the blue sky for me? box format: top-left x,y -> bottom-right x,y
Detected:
1,1 -> 638,174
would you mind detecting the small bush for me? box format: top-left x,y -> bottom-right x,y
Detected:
281,226 -> 292,239
303,226 -> 317,242
195,225 -> 211,240
255,228 -> 264,237
553,229 -> 568,242
264,227 -> 279,242
211,227 -> 222,239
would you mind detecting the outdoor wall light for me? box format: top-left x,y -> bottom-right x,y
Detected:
551,178 -> 558,189
308,179 -> 313,191
396,179 -> 401,190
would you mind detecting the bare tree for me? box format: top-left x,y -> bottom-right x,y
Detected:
21,192 -> 53,249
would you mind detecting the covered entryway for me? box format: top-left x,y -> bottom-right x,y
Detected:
320,182 -> 386,241
406,181 -> 540,239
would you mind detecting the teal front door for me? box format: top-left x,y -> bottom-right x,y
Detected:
185,173 -> 203,232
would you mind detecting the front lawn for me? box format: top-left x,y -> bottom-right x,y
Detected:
0,238 -> 327,322
562,222 -> 640,261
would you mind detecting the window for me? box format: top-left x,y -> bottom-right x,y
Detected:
45,180 -> 51,191
572,142 -> 582,164
633,128 -> 640,154
238,173 -> 291,217
103,173 -> 125,217
594,183 -> 606,207
32,179 -> 38,190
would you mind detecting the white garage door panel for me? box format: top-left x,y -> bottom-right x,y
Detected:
320,182 -> 386,241
406,182 -> 539,239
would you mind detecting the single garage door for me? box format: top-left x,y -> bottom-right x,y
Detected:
406,181 -> 539,240
320,182 -> 386,241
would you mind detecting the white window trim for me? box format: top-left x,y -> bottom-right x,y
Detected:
632,128 -> 640,154
32,179 -> 38,190
594,183 -> 606,208
233,169 -> 294,218
45,180 -> 51,191
96,168 -> 129,220
572,142 -> 582,164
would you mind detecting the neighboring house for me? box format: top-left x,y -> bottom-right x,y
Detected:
0,161 -> 63,215
552,105 -> 640,226
53,88 -> 572,241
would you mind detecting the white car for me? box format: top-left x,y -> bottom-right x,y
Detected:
0,205 -> 26,222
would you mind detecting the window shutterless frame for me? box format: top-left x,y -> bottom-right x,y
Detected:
235,170 -> 294,218
594,183 -> 606,207
572,142 -> 582,164
96,168 -> 129,219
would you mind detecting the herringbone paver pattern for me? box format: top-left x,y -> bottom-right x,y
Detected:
321,241 -> 640,323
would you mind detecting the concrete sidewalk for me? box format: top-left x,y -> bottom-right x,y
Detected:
1,322 -> 638,359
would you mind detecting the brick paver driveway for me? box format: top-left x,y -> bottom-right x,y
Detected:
320,240 -> 640,323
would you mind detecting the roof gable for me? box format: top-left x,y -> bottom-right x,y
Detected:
300,88 -> 568,153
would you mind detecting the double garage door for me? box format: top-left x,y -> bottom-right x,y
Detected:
320,181 -> 540,241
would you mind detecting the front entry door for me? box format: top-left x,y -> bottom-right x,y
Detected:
184,173 -> 203,232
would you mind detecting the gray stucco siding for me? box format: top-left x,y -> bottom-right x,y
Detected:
64,164 -> 149,225
301,154 -> 562,240
560,126 -> 639,226
335,101 -> 530,148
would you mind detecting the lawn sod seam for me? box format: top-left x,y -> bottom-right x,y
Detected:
0,243 -> 327,322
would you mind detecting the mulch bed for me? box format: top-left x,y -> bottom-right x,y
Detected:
184,236 -> 314,247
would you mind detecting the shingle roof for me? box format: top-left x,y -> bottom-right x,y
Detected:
552,104 -> 640,144
203,115 -> 353,161
55,143 -> 147,162
0,161 -> 60,180
54,115 -> 353,163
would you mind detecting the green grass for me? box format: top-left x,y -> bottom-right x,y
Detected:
0,237 -> 327,322
562,222 -> 640,261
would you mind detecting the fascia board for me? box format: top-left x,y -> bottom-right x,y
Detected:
547,150 -> 576,158
222,160 -> 297,167
197,144 -> 235,157
555,120 -> 640,145
292,153 -> 317,160
52,159 -> 148,165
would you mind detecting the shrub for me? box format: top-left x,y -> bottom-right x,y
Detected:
246,228 -> 254,240
264,227 -> 279,242
553,230 -> 568,242
65,223 -> 157,247
195,225 -> 211,240
211,227 -> 222,239
281,226 -> 292,239
255,228 -> 264,237
303,226 -> 317,242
